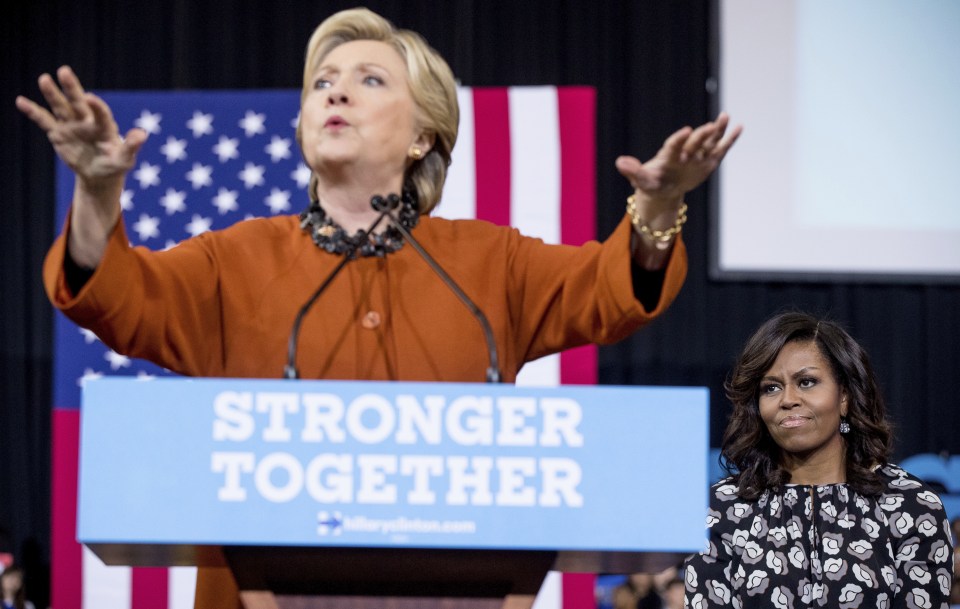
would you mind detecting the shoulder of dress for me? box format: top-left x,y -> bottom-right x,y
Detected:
712,475 -> 737,488
874,462 -> 948,510
188,214 -> 301,247
417,215 -> 525,247
710,477 -> 745,502
422,214 -> 515,233
225,214 -> 300,235
876,462 -> 925,488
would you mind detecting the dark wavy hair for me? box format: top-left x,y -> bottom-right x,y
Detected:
721,311 -> 892,499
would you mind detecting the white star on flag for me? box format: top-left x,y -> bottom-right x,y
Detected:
78,368 -> 104,386
120,189 -> 134,211
134,109 -> 162,134
160,136 -> 188,162
132,213 -> 161,240
187,111 -> 214,137
213,136 -> 240,162
212,188 -> 239,214
292,163 -> 311,189
264,188 -> 292,214
104,350 -> 132,371
186,163 -> 214,189
239,110 -> 266,137
185,214 -> 213,237
159,188 -> 187,215
78,328 -> 100,344
265,136 -> 292,162
239,162 -> 266,189
133,162 -> 161,188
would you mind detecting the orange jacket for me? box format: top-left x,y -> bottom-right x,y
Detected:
44,212 -> 687,605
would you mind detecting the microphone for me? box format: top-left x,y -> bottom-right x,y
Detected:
283,206 -> 391,379
373,193 -> 502,383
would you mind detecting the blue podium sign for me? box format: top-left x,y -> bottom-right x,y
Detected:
79,378 -> 708,554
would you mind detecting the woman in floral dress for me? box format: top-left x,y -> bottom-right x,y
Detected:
684,312 -> 954,608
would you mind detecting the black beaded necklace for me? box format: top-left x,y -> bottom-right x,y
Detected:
299,189 -> 420,258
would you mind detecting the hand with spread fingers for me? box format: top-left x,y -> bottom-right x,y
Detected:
615,112 -> 742,267
16,65 -> 147,189
15,66 -> 148,268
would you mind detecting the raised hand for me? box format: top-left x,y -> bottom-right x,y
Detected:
616,112 -> 741,204
15,65 -> 147,191
615,112 -> 741,204
16,66 -> 149,268
615,113 -> 741,268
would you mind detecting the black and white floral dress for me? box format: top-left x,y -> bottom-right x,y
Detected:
683,464 -> 954,608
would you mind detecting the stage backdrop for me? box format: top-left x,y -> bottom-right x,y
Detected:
52,87 -> 599,609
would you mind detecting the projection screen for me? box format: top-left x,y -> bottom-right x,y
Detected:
712,0 -> 960,283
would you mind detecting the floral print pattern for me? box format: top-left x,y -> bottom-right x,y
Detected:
684,464 -> 954,608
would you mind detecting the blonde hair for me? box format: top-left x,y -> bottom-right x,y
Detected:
297,8 -> 459,214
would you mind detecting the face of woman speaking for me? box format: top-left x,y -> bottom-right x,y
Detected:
758,340 -> 848,465
300,39 -> 430,187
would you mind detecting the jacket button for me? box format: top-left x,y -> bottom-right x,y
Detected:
361,311 -> 381,329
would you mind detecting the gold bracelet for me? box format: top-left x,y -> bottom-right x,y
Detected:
626,195 -> 688,243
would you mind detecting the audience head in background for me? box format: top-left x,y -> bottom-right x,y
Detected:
721,311 -> 893,499
1,565 -> 34,609
296,7 -> 459,215
660,574 -> 684,609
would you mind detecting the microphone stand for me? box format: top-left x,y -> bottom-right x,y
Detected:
375,195 -> 502,383
283,210 -> 391,379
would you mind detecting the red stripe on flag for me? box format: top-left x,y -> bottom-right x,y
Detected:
561,572 -> 597,609
133,568 -> 169,609
558,87 -> 598,386
471,88 -> 511,226
558,87 -> 596,246
559,344 -> 597,386
52,408 -> 82,609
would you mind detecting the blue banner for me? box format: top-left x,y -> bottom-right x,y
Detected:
79,378 -> 708,552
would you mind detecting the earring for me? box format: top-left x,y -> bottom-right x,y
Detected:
409,146 -> 424,160
839,417 -> 851,434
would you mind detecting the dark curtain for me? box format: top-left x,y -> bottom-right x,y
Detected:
4,0 -> 958,602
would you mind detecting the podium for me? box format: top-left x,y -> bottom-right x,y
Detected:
79,378 -> 709,608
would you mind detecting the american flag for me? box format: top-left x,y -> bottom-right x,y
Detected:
53,87 -> 597,608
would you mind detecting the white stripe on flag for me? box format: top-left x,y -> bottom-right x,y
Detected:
532,571 -> 563,609
508,86 -> 561,243
83,546 -> 131,609
438,87 -> 477,220
510,87 -> 562,388
169,567 -> 198,609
